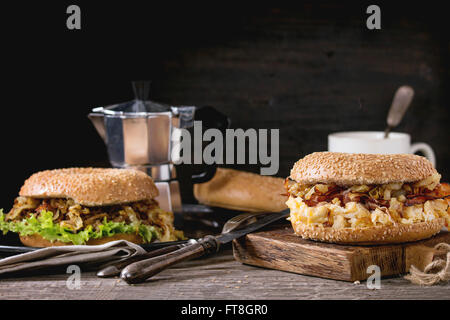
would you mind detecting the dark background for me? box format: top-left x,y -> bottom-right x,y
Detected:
1,1 -> 449,207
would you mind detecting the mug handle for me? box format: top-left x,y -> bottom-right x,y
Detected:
190,106 -> 230,184
191,165 -> 217,184
410,143 -> 436,167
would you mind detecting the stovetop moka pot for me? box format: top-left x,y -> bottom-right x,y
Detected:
88,82 -> 229,213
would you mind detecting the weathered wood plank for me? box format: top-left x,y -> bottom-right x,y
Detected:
0,249 -> 448,300
1,3 -> 449,208
233,226 -> 450,282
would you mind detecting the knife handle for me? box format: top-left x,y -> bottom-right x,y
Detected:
96,243 -> 185,278
120,236 -> 218,284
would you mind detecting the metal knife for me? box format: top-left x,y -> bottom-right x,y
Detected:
120,209 -> 290,284
96,240 -> 195,278
97,204 -> 236,278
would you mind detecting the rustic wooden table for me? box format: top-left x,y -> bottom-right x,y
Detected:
0,249 -> 448,300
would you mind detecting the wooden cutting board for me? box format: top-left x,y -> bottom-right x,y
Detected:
232,224 -> 450,282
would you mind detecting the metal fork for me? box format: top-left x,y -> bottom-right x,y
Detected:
221,212 -> 270,233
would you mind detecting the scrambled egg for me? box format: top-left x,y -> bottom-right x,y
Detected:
287,196 -> 448,229
286,174 -> 450,229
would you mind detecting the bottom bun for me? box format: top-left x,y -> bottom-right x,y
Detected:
291,218 -> 445,245
19,233 -> 144,247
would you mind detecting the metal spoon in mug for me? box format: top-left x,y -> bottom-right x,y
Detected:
384,85 -> 414,138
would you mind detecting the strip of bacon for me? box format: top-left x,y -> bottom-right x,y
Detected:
291,182 -> 450,208
405,194 -> 450,206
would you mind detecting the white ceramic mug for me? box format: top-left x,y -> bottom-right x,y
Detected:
328,131 -> 436,167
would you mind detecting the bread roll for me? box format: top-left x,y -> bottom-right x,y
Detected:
194,168 -> 288,212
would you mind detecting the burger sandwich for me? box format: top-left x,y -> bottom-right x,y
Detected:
285,152 -> 450,244
0,168 -> 184,247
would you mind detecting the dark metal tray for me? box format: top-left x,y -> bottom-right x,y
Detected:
0,234 -> 189,257
0,204 -> 239,257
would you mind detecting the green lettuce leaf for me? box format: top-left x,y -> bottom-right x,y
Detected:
0,209 -> 159,245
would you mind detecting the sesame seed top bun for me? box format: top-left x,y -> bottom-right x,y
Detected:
19,168 -> 159,206
290,152 -> 437,186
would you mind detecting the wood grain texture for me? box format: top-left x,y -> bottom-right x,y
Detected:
149,3 -> 450,187
0,249 -> 448,300
233,226 -> 450,282
1,3 -> 449,207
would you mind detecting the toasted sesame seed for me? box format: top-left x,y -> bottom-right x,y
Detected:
290,152 -> 436,186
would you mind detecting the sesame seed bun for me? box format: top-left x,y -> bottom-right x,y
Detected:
194,168 -> 288,212
290,218 -> 445,245
19,233 -> 144,247
290,152 -> 437,186
19,168 -> 159,206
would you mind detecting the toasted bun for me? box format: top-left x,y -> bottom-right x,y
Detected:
19,168 -> 159,206
290,152 -> 437,186
19,233 -> 144,247
194,168 -> 288,212
291,218 -> 445,245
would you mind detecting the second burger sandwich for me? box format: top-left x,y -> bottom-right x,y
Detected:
285,152 -> 449,244
0,168 -> 184,247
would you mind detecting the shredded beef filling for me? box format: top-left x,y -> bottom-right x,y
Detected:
6,197 -> 183,241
